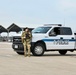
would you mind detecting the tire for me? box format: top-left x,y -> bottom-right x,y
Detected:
32,43 -> 45,56
59,50 -> 67,55
16,52 -> 24,55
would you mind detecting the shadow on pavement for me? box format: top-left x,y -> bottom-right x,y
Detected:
30,53 -> 76,57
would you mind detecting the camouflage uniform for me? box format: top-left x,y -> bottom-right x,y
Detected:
21,31 -> 32,57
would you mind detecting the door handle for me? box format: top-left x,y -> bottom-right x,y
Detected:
60,37 -> 63,39
71,37 -> 74,39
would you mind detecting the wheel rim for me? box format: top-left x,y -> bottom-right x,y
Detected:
34,46 -> 43,55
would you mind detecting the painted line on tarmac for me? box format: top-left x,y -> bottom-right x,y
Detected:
0,55 -> 14,58
74,51 -> 76,52
0,48 -> 12,50
0,43 -> 12,45
5,55 -> 14,57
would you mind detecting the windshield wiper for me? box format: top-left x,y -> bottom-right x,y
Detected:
32,31 -> 41,33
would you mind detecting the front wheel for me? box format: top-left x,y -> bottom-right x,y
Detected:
32,43 -> 45,56
59,50 -> 67,55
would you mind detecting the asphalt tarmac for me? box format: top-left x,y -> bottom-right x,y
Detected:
0,42 -> 76,75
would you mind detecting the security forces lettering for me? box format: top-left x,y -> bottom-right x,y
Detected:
54,40 -> 69,45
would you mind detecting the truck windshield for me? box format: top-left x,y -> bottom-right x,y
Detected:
32,27 -> 51,33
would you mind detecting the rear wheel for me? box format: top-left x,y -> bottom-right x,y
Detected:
59,50 -> 67,55
32,43 -> 45,56
16,52 -> 24,55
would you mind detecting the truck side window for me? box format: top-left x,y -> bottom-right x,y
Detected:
49,27 -> 60,36
60,27 -> 72,35
54,27 -> 60,35
49,27 -> 72,36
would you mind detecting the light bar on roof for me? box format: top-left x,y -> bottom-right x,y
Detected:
44,24 -> 62,26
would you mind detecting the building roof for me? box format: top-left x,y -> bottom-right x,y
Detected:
0,25 -> 7,33
7,23 -> 22,32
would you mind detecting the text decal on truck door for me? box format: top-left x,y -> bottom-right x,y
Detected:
54,40 -> 69,45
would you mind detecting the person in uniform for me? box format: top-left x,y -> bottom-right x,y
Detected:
21,27 -> 32,57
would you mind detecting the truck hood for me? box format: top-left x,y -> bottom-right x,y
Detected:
32,33 -> 47,42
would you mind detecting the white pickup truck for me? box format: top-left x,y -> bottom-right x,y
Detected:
12,24 -> 76,56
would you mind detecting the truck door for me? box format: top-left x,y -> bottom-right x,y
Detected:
46,27 -> 74,50
59,27 -> 74,49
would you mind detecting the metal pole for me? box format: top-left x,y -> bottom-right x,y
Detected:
7,30 -> 9,42
0,33 -> 1,41
0,33 -> 1,37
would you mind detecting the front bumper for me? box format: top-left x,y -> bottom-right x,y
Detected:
12,43 -> 24,52
12,42 -> 35,52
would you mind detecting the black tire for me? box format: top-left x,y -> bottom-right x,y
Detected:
32,43 -> 45,56
16,52 -> 24,55
59,50 -> 67,55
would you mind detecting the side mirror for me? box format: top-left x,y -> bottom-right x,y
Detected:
49,32 -> 56,36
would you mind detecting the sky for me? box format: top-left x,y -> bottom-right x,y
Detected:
0,0 -> 76,36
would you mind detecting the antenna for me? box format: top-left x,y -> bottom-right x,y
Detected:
63,9 -> 66,26
63,17 -> 65,26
